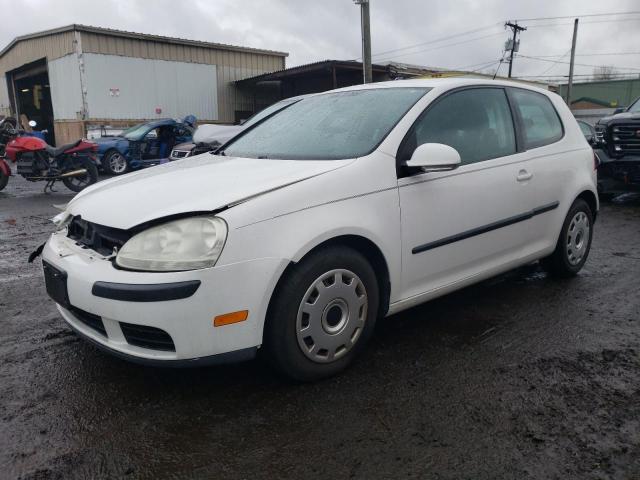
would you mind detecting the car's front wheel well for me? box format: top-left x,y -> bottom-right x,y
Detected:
266,235 -> 391,328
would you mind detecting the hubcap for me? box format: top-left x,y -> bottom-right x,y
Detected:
296,269 -> 368,363
109,153 -> 127,173
566,211 -> 590,266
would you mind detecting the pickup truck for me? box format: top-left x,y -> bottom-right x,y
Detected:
595,96 -> 640,196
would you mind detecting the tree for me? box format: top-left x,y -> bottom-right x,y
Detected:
593,65 -> 618,80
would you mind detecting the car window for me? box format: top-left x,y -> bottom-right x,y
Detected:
401,88 -> 516,165
510,89 -> 563,149
223,88 -> 430,160
578,121 -> 592,137
628,98 -> 640,113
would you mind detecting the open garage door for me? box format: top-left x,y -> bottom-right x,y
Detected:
9,59 -> 55,145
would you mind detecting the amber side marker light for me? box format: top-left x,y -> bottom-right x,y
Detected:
214,310 -> 248,327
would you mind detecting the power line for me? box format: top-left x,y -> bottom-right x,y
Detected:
374,31 -> 505,63
537,48 -> 572,76
515,11 -> 640,21
525,52 -> 640,58
514,73 -> 640,79
362,23 -> 503,61
524,18 -> 640,28
516,54 -> 640,71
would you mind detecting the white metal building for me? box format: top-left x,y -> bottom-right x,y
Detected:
0,25 -> 287,145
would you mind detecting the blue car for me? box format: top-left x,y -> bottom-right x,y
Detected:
95,116 -> 196,175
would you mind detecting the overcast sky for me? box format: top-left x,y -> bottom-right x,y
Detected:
2,0 -> 640,83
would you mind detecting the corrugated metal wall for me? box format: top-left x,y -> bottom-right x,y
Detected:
47,54 -> 83,120
83,53 -> 218,120
0,75 -> 9,115
0,27 -> 286,124
0,31 -> 75,116
0,31 -> 74,73
80,31 -> 285,122
559,79 -> 640,108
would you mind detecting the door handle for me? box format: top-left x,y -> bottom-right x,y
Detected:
516,169 -> 533,182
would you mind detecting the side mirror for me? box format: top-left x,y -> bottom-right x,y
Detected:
613,107 -> 625,114
405,143 -> 461,173
28,120 -> 37,127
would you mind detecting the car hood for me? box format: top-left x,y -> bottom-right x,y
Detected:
172,142 -> 195,151
67,154 -> 353,229
598,112 -> 640,125
192,124 -> 243,144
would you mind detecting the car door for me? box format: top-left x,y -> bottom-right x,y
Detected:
397,86 -> 533,300
141,128 -> 161,160
507,87 -> 567,254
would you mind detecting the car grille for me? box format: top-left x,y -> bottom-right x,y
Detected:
610,124 -> 640,155
69,305 -> 107,336
170,149 -> 190,159
67,217 -> 130,256
120,322 -> 176,351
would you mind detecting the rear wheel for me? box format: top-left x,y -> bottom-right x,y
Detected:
542,198 -> 594,277
264,246 -> 379,381
103,149 -> 129,175
62,157 -> 98,192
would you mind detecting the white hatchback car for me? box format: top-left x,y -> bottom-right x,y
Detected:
42,79 -> 598,380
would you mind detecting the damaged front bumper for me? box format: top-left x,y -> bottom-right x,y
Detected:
596,149 -> 640,195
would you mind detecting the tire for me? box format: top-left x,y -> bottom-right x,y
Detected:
62,157 -> 98,193
102,149 -> 129,175
264,246 -> 380,382
541,198 -> 594,278
0,169 -> 8,191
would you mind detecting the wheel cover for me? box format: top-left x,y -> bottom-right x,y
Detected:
109,153 -> 127,173
566,211 -> 590,266
296,269 -> 368,363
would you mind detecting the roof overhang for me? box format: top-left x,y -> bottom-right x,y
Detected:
0,24 -> 288,60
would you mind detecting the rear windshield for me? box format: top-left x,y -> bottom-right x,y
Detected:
222,87 -> 430,160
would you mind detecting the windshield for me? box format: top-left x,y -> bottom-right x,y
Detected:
223,87 -> 430,160
628,98 -> 640,113
124,123 -> 164,140
242,98 -> 301,128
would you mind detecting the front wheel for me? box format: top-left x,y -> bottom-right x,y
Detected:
542,198 -> 594,277
103,149 -> 129,175
62,157 -> 98,192
264,246 -> 379,381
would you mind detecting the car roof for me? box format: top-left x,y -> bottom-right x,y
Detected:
143,118 -> 179,128
322,77 -> 555,97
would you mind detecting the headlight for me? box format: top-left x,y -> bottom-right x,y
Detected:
116,216 -> 227,272
52,211 -> 72,231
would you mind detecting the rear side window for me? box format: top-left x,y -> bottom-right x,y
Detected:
400,88 -> 516,165
510,89 -> 563,149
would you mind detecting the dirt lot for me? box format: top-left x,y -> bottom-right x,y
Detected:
1,177 -> 639,480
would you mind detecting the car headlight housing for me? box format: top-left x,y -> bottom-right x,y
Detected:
52,211 -> 72,231
116,216 -> 227,272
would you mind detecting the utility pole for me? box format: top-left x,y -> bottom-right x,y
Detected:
354,0 -> 372,83
505,21 -> 526,78
565,18 -> 579,105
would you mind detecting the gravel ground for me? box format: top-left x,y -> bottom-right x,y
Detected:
1,176 -> 639,480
